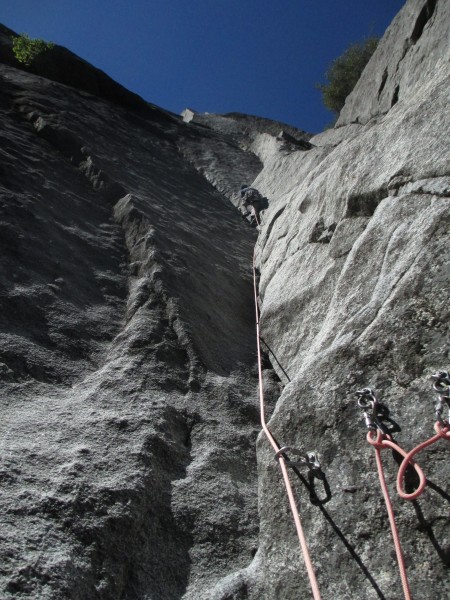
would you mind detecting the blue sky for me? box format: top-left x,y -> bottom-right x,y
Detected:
1,1 -> 405,132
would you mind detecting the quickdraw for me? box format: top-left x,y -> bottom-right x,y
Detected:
252,241 -> 322,598
357,372 -> 450,600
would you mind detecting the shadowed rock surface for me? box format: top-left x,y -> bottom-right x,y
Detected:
0,61 -> 264,600
0,24 -> 174,119
0,1 -> 449,598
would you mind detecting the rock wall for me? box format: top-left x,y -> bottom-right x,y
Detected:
337,0 -> 449,126
244,0 -> 449,597
178,110 -> 310,209
0,1 -> 449,598
179,1 -> 450,598
0,64 -> 264,599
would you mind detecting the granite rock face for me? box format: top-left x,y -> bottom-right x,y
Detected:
0,63 -> 263,600
243,1 -> 449,597
178,110 -> 310,211
337,0 -> 450,126
0,1 -> 449,599
0,24 -> 169,117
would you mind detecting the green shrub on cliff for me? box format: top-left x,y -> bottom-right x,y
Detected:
12,33 -> 54,66
317,37 -> 379,115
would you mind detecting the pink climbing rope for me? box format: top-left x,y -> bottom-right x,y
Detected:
367,429 -> 414,600
396,421 -> 450,500
252,248 -> 322,600
362,384 -> 450,600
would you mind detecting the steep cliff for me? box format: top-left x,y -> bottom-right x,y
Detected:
1,1 -> 449,599
0,54 -> 264,600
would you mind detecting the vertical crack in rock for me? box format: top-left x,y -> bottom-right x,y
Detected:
391,83 -> 400,107
377,67 -> 388,100
410,0 -> 437,44
263,206 -> 286,246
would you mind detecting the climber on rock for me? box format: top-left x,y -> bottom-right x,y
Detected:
239,185 -> 267,226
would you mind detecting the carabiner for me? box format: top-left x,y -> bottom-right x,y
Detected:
431,371 -> 450,425
275,446 -> 321,471
357,388 -> 378,430
431,371 -> 450,397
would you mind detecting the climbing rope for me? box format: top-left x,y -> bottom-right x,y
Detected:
252,201 -> 448,600
252,197 -> 448,599
358,388 -> 413,600
357,373 -> 450,600
252,220 -> 322,599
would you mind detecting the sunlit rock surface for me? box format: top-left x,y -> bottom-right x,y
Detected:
0,1 -> 449,598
